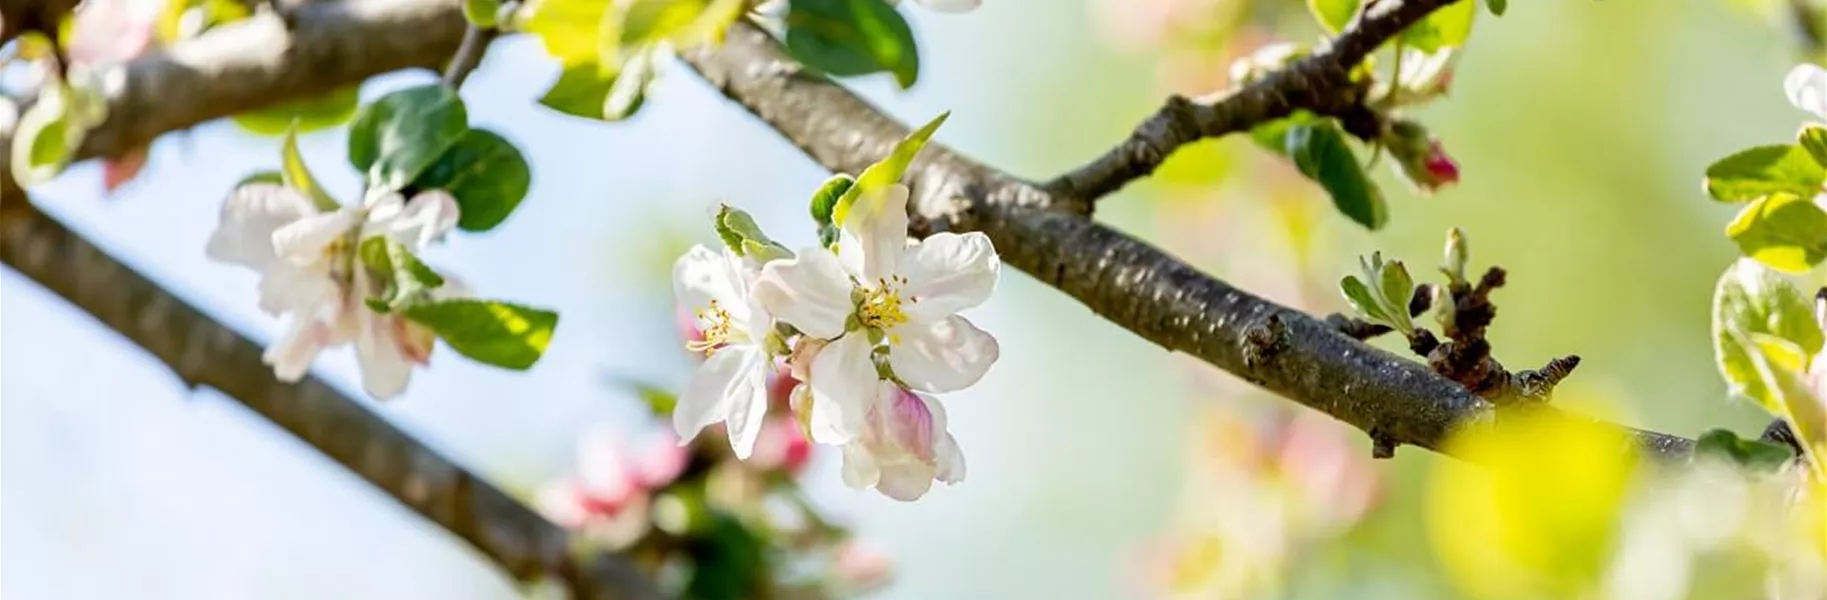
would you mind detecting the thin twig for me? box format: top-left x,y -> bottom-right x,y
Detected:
442,25 -> 499,89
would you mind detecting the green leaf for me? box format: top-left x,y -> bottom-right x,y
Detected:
784,0 -> 921,89
1378,258 -> 1415,321
1726,194 -> 1827,273
231,87 -> 360,136
521,0 -> 608,65
1400,0 -> 1476,52
1340,275 -> 1393,324
1712,260 -> 1824,411
402,299 -> 559,370
358,236 -> 446,311
1285,120 -> 1388,230
9,91 -> 75,186
809,174 -> 855,225
619,0 -> 708,49
1703,144 -> 1827,202
1799,125 -> 1827,168
714,205 -> 792,261
538,64 -> 616,119
410,129 -> 531,232
603,53 -> 655,121
1486,0 -> 1506,16
832,111 -> 948,225
236,170 -> 285,187
281,127 -> 339,211
1740,332 -> 1824,437
1307,0 -> 1359,34
348,85 -> 470,192
1694,428 -> 1794,473
463,0 -> 500,27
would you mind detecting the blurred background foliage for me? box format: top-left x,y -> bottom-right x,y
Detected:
2,0 -> 1822,598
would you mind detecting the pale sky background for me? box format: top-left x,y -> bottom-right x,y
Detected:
1,0 -> 1807,598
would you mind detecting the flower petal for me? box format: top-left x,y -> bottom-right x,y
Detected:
754,247 -> 854,339
206,183 -> 318,269
1786,64 -> 1827,121
838,183 -> 910,282
881,382 -> 936,460
874,461 -> 938,501
576,426 -> 637,504
675,347 -> 746,442
375,190 -> 461,250
840,441 -> 880,490
673,245 -> 754,327
262,318 -> 331,381
255,262 -> 341,316
355,311 -> 415,400
934,433 -> 966,484
888,315 -> 998,393
272,209 -> 359,268
808,332 -> 878,444
721,347 -> 772,459
899,231 -> 999,323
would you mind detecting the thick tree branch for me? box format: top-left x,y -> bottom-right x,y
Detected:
681,23 -> 1695,460
1045,0 -> 1460,204
0,201 -> 661,599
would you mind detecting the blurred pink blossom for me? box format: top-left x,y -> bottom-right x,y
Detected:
536,426 -> 689,548
831,540 -> 893,591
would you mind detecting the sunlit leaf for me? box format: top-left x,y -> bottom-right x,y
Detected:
403,299 -> 559,370
231,87 -> 360,136
1725,193 -> 1827,273
464,0 -> 501,27
281,127 -> 340,211
1401,0 -> 1476,52
1308,0 -> 1359,33
1712,259 -> 1824,412
1799,124 -> 1827,167
1703,144 -> 1827,202
522,0 -> 609,65
809,174 -> 855,225
832,111 -> 948,225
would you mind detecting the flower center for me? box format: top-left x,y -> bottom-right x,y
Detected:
858,276 -> 911,332
686,299 -> 738,355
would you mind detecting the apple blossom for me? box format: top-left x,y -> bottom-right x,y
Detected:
536,426 -> 687,549
205,183 -> 461,398
838,381 -> 965,501
1787,63 -> 1827,122
672,244 -> 778,458
752,183 -> 1000,443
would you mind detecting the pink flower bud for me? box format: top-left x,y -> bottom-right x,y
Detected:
832,540 -> 893,591
1383,121 -> 1460,194
633,430 -> 689,488
1422,140 -> 1461,187
749,417 -> 814,475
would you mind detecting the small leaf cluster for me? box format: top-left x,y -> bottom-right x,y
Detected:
1705,125 -> 1827,273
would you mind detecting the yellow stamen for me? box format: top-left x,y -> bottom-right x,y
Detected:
858,275 -> 913,332
686,299 -> 737,355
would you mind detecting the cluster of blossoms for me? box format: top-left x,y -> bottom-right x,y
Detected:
208,184 -> 465,398
536,425 -> 690,549
669,127 -> 999,500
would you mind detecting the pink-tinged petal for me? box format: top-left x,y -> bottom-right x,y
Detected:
677,303 -> 706,347
838,183 -> 910,282
272,209 -> 360,267
873,461 -> 938,501
582,494 -> 652,549
917,0 -> 980,12
754,248 -> 853,339
840,441 -> 880,490
634,431 -> 690,487
807,333 -> 878,444
880,382 -> 936,461
1787,64 -> 1827,121
262,318 -> 332,381
767,363 -> 800,411
673,245 -> 755,326
933,433 -> 966,484
675,347 -> 746,442
68,0 -> 156,64
832,542 -> 894,591
750,418 -> 813,474
206,183 -> 318,269
899,231 -> 999,323
887,315 -> 998,393
722,347 -> 773,459
102,146 -> 148,194
355,310 -> 414,400
534,479 -> 592,528
576,427 -> 638,505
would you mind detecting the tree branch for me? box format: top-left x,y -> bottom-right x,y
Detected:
1045,0 -> 1461,205
680,22 -> 1695,460
0,201 -> 662,599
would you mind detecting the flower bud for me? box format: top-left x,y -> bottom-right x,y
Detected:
1382,120 -> 1460,194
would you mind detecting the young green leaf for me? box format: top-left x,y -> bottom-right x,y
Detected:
1693,428 -> 1794,473
410,129 -> 532,232
1799,125 -> 1827,168
831,111 -> 948,226
1286,120 -> 1389,230
231,87 -> 360,136
521,0 -> 607,65
1712,260 -> 1825,410
462,0 -> 500,27
348,85 -> 470,192
714,205 -> 792,261
1400,0 -> 1476,52
358,236 -> 447,311
784,0 -> 921,89
1340,275 -> 1394,325
9,90 -> 76,187
809,174 -> 855,225
1703,144 -> 1827,202
1738,332 -> 1826,461
1486,0 -> 1506,16
1725,194 -> 1827,273
618,0 -> 710,49
1378,258 -> 1416,322
281,127 -> 340,211
1307,0 -> 1359,33
539,64 -> 617,120
403,299 -> 559,370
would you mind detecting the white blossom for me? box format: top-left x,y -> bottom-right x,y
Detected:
672,245 -> 777,458
1787,63 -> 1827,122
752,183 -> 999,443
206,183 -> 460,398
839,380 -> 965,501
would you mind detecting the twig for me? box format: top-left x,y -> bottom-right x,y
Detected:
442,24 -> 499,89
